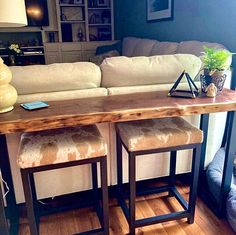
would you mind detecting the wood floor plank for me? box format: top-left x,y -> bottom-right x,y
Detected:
109,205 -> 129,235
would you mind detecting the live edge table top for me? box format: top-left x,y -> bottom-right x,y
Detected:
1,88 -> 236,134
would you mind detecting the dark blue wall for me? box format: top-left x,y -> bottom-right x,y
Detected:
115,0 -> 236,87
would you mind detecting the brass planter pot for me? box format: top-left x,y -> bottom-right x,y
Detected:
200,70 -> 227,94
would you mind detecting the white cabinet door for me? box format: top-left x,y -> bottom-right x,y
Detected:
61,52 -> 82,63
45,52 -> 61,64
44,41 -> 117,64
82,50 -> 96,62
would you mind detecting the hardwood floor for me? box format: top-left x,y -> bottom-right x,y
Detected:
18,181 -> 235,235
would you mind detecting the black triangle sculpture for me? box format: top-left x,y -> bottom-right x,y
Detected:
168,70 -> 199,99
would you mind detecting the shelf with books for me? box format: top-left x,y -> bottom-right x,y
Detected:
56,0 -> 113,42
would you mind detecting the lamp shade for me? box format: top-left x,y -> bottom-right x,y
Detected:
0,0 -> 27,27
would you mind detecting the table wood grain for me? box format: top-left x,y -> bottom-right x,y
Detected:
1,89 -> 236,134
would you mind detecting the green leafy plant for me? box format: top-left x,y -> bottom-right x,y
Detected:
202,46 -> 232,75
6,44 -> 23,56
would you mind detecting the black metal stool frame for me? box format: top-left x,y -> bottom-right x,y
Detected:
116,133 -> 201,235
21,156 -> 109,235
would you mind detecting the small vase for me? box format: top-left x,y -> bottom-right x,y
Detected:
78,28 -> 84,41
9,55 -> 15,66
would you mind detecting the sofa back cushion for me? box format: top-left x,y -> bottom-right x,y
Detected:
150,41 -> 178,55
10,62 -> 101,95
131,39 -> 157,57
176,40 -> 227,56
122,37 -> 141,57
122,37 -> 158,57
101,54 -> 202,88
122,37 -> 228,58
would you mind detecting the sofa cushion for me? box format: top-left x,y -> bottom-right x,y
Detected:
150,41 -> 178,56
206,146 -> 236,233
122,37 -> 141,57
17,88 -> 108,103
122,37 -> 157,57
206,147 -> 225,204
101,54 -> 202,88
227,185 -> 236,232
132,39 -> 157,56
10,62 -> 101,95
122,37 -> 154,57
107,82 -> 201,96
176,40 -> 227,57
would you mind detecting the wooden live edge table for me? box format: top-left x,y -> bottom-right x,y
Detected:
1,89 -> 236,234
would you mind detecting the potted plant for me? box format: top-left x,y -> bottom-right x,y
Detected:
200,46 -> 233,94
6,44 -> 23,66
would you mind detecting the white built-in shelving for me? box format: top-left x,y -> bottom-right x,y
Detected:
56,0 -> 114,42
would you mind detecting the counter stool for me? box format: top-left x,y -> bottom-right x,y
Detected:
115,117 -> 203,235
17,125 -> 109,235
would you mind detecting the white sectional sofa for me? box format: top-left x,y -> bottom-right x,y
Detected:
6,37 -> 231,203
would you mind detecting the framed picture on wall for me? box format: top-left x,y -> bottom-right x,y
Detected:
61,7 -> 84,21
147,0 -> 174,22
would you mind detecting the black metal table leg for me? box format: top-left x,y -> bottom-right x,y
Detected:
169,151 -> 177,197
199,114 -> 210,175
91,162 -> 98,211
29,173 -> 40,227
100,157 -> 109,235
169,152 -> 177,185
0,134 -> 18,235
188,144 -> 201,224
21,170 -> 39,235
129,153 -> 136,235
116,133 -> 123,196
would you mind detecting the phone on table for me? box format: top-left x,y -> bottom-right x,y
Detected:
20,101 -> 49,110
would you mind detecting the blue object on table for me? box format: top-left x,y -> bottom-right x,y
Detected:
95,41 -> 122,55
21,101 -> 49,110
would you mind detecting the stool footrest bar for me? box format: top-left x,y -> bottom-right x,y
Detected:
118,197 -> 129,221
135,211 -> 190,228
121,185 -> 175,198
74,228 -> 104,235
136,185 -> 173,197
171,188 -> 188,210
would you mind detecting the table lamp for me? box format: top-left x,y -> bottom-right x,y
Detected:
0,0 -> 27,113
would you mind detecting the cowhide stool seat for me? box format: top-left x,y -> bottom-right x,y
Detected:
115,117 -> 203,235
17,125 -> 109,235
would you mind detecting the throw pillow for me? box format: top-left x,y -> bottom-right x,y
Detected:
90,50 -> 120,65
96,41 -> 122,55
